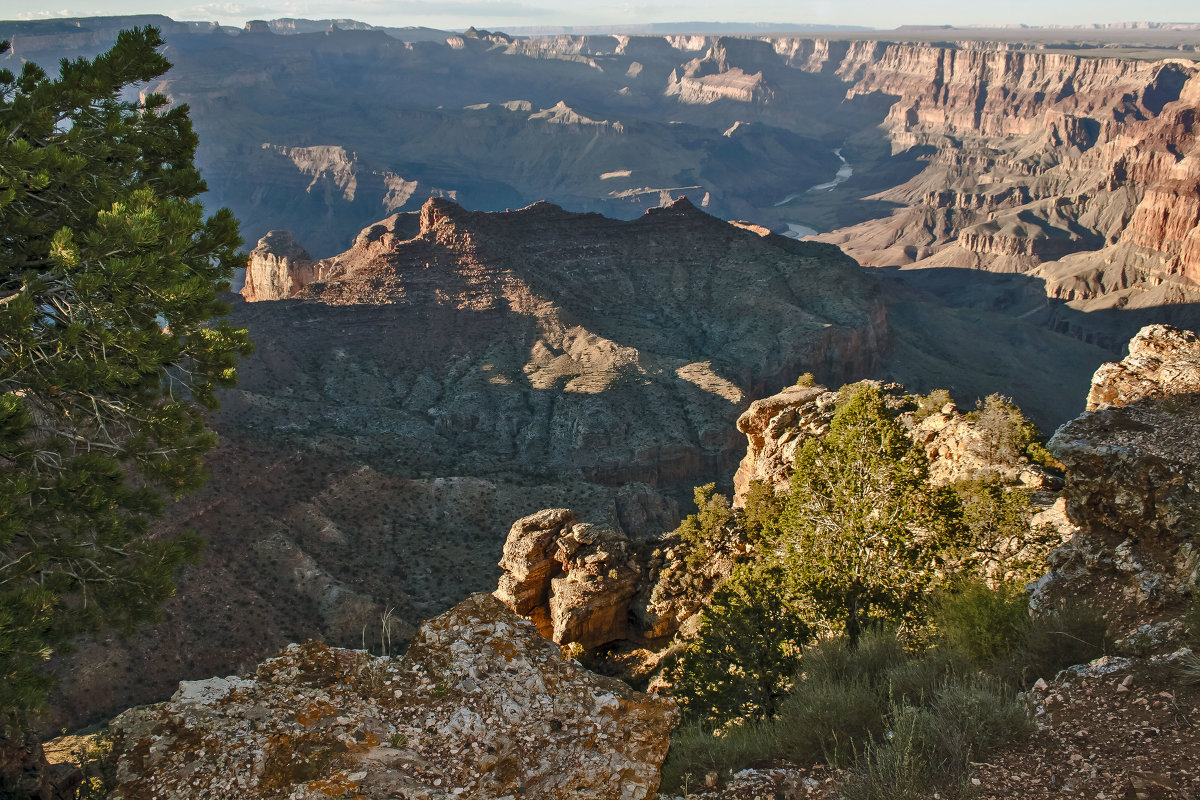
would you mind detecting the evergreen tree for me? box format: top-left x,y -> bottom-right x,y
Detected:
777,384 -> 966,644
0,28 -> 251,723
669,565 -> 811,727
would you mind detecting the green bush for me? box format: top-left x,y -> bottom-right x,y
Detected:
934,580 -> 1030,668
741,479 -> 784,544
668,566 -> 811,727
968,394 -> 1059,470
659,722 -> 775,791
773,674 -> 882,767
799,627 -> 907,687
992,602 -> 1109,688
912,389 -> 953,421
675,483 -> 734,569
842,705 -> 941,800
842,679 -> 1030,800
777,384 -> 967,644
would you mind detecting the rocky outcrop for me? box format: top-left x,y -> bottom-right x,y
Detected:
1085,324 -> 1200,410
731,380 -> 1055,505
0,730 -> 80,800
495,509 -> 642,648
1036,325 -> 1200,640
243,230 -> 321,302
495,508 -> 750,650
731,384 -> 830,503
109,593 -> 677,800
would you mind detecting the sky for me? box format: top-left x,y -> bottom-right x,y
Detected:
3,0 -> 1199,30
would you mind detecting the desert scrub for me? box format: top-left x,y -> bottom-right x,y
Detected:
990,601 -> 1109,688
933,579 -> 1030,668
661,627 -> 1032,796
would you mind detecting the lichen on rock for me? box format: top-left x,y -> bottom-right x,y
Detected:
108,593 -> 677,799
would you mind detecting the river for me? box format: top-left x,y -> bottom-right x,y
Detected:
774,148 -> 853,238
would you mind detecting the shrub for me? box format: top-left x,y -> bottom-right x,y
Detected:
777,384 -> 967,644
968,394 -> 1059,470
952,477 -> 1033,548
992,602 -> 1109,688
1178,652 -> 1200,686
912,389 -> 953,421
933,580 -> 1030,668
659,722 -> 775,792
773,673 -> 882,767
842,705 -> 941,800
741,479 -> 784,544
676,483 -> 734,569
669,565 -> 811,727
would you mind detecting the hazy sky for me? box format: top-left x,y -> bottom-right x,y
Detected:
4,0 -> 1199,30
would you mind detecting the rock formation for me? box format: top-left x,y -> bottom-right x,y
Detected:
108,593 -> 677,800
242,230 -> 320,302
495,509 -> 642,648
1036,324 -> 1200,643
1085,324 -> 1200,409
494,507 -> 749,651
731,380 -> 1057,505
0,731 -> 80,800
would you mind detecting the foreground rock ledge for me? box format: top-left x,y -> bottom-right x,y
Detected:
109,593 -> 678,800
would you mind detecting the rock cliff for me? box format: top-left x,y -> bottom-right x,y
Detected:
108,593 -> 677,800
1037,324 -> 1200,644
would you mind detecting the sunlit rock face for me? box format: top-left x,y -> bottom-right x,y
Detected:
109,593 -> 678,800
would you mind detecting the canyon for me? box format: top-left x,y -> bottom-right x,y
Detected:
3,15 -> 1198,741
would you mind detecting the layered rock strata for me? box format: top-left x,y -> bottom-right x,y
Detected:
108,593 -> 677,800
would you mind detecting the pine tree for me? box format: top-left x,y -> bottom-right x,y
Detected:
777,384 -> 966,644
0,27 -> 252,724
669,565 -> 811,727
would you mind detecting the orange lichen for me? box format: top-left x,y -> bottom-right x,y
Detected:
306,772 -> 361,797
296,699 -> 338,726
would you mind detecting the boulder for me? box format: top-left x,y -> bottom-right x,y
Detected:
109,593 -> 677,800
495,510 -> 642,648
496,508 -> 750,649
1086,324 -> 1200,410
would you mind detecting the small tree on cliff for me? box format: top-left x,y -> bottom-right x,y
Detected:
669,565 -> 811,727
0,29 -> 251,724
777,384 -> 966,644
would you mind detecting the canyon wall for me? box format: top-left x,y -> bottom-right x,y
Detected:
10,19 -> 1196,313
